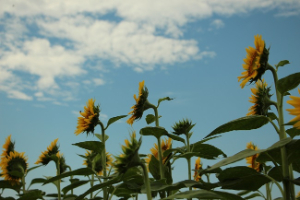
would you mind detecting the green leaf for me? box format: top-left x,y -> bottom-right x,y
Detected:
0,196 -> 15,200
166,133 -> 185,144
145,114 -> 156,124
277,72 -> 300,94
62,180 -> 89,195
205,116 -> 269,138
140,126 -> 169,139
217,166 -> 270,191
286,127 -> 300,138
202,138 -> 292,173
43,168 -> 95,185
267,112 -> 278,121
26,165 -> 42,174
268,166 -> 283,182
95,133 -> 109,142
163,190 -> 245,200
290,177 -> 300,186
142,179 -> 218,192
105,115 -> 127,130
18,189 -> 45,200
275,60 -> 290,70
72,141 -> 104,153
0,180 -> 21,192
244,193 -> 263,199
190,143 -> 227,159
157,97 -> 173,107
28,178 -> 47,189
75,177 -> 121,200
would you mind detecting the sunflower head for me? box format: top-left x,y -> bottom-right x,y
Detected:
1,135 -> 15,158
75,98 -> 100,136
238,35 -> 269,88
0,151 -> 28,185
114,131 -> 142,174
247,79 -> 272,116
172,119 -> 195,136
193,157 -> 202,182
35,138 -> 59,165
127,81 -> 150,125
286,88 -> 300,129
83,150 -> 112,176
246,142 -> 262,172
145,137 -> 172,166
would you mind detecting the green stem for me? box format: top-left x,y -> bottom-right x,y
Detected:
140,163 -> 153,200
99,120 -> 108,200
268,63 -> 291,200
268,118 -> 280,135
264,166 -> 272,200
90,174 -> 95,199
186,134 -> 192,195
22,176 -> 26,194
67,166 -> 73,195
56,160 -> 61,200
264,174 -> 284,197
289,164 -> 295,200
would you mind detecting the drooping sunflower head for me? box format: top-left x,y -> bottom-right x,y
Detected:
172,119 -> 195,136
114,131 -> 142,174
246,142 -> 262,172
127,81 -> 150,125
193,157 -> 202,182
1,135 -> 15,158
35,138 -> 59,165
247,79 -> 272,116
75,98 -> 100,136
145,137 -> 172,166
238,35 -> 269,88
0,151 -> 28,185
83,150 -> 112,176
286,88 -> 300,129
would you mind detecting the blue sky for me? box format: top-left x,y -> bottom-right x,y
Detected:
1,0 -> 300,199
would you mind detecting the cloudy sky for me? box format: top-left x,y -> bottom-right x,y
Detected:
1,0 -> 300,199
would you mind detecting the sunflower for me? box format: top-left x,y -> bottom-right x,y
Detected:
238,35 -> 269,88
56,152 -> 68,174
83,150 -> 112,176
0,151 -> 28,185
75,98 -> 100,135
35,138 -> 59,165
114,131 -> 142,174
246,142 -> 262,172
145,137 -> 172,165
1,135 -> 15,158
193,157 -> 202,182
286,88 -> 300,129
127,81 -> 150,125
247,79 -> 272,116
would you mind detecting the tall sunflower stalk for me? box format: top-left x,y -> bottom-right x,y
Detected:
172,119 -> 195,194
75,98 -> 108,200
238,35 -> 295,200
127,81 -> 166,182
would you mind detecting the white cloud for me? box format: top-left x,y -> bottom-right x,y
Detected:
0,0 -> 299,101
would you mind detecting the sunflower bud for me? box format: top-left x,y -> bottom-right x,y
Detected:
83,150 -> 112,176
172,119 -> 195,136
35,138 -> 60,166
247,79 -> 273,116
113,132 -> 142,174
1,135 -> 15,159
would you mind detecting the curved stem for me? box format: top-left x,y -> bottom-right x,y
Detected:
56,160 -> 61,200
22,176 -> 26,194
268,118 -> 280,135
